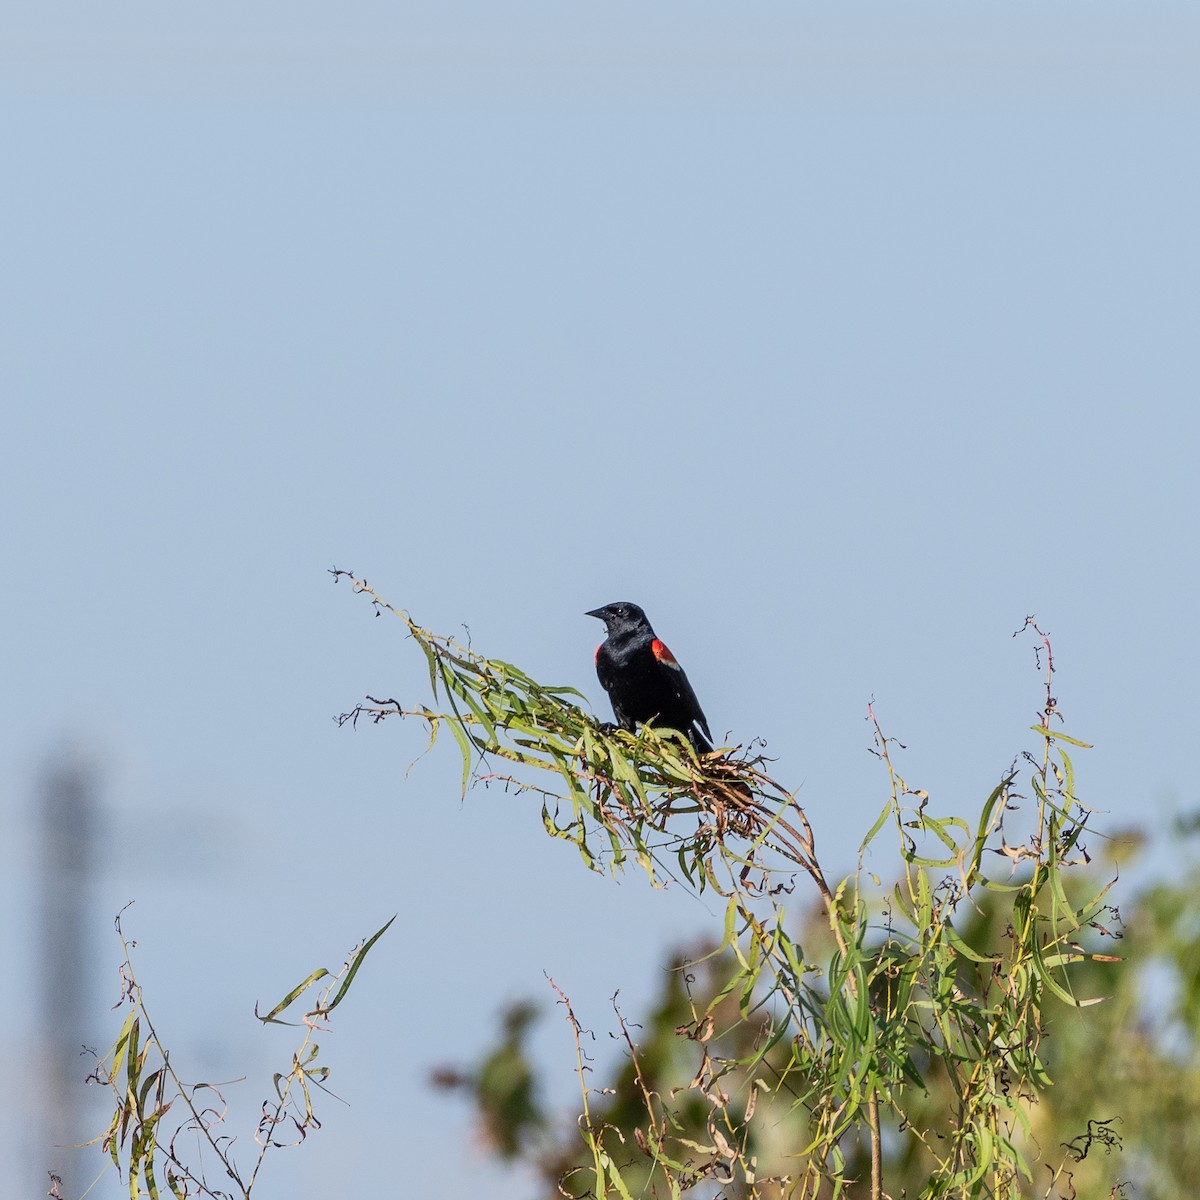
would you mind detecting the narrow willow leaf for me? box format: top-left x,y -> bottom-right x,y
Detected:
944,921 -> 1001,965
598,1149 -> 636,1200
450,673 -> 499,741
325,914 -> 397,1012
915,867 -> 933,929
859,798 -> 893,854
911,813 -> 970,858
137,1067 -> 164,1113
1030,725 -> 1094,748
125,1017 -> 141,1093
541,684 -> 589,700
967,775 -> 1014,882
108,1009 -> 137,1084
721,896 -> 740,953
414,633 -> 441,701
407,706 -> 441,774
260,967 -> 332,1024
444,711 -> 474,797
1028,943 -> 1089,1007
1058,745 -> 1077,798
1048,864 -> 1082,933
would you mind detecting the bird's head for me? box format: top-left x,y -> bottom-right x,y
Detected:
585,601 -> 651,636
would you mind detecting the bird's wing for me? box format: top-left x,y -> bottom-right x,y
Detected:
651,639 -> 713,743
593,644 -> 612,690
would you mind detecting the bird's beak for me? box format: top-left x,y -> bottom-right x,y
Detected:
585,608 -> 607,620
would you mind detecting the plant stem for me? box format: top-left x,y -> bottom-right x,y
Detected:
869,1092 -> 882,1200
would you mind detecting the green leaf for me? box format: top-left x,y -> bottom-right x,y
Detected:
108,1009 -> 137,1083
1030,725 -> 1094,748
859,797 -> 894,854
259,967 -> 332,1024
944,921 -> 1001,965
444,711 -> 474,797
325,914 -> 397,1012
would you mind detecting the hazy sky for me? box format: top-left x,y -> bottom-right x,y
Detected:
5,5 -> 1199,1197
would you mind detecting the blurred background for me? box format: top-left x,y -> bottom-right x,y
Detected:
4,3 -> 1199,1196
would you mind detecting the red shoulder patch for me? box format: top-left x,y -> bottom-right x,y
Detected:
651,638 -> 678,666
595,645 -> 601,664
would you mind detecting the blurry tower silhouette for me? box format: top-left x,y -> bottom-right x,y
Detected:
37,753 -> 97,1199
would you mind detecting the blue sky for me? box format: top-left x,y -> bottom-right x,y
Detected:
5,4 -> 1200,1197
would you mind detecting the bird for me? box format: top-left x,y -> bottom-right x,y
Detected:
586,601 -> 713,753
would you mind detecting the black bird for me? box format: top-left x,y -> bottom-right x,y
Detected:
586,601 -> 713,753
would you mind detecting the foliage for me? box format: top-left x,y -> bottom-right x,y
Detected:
454,823 -> 1200,1200
430,1000 -> 546,1161
88,567 -> 1125,1199
91,906 -> 393,1199
330,570 -> 1121,1199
